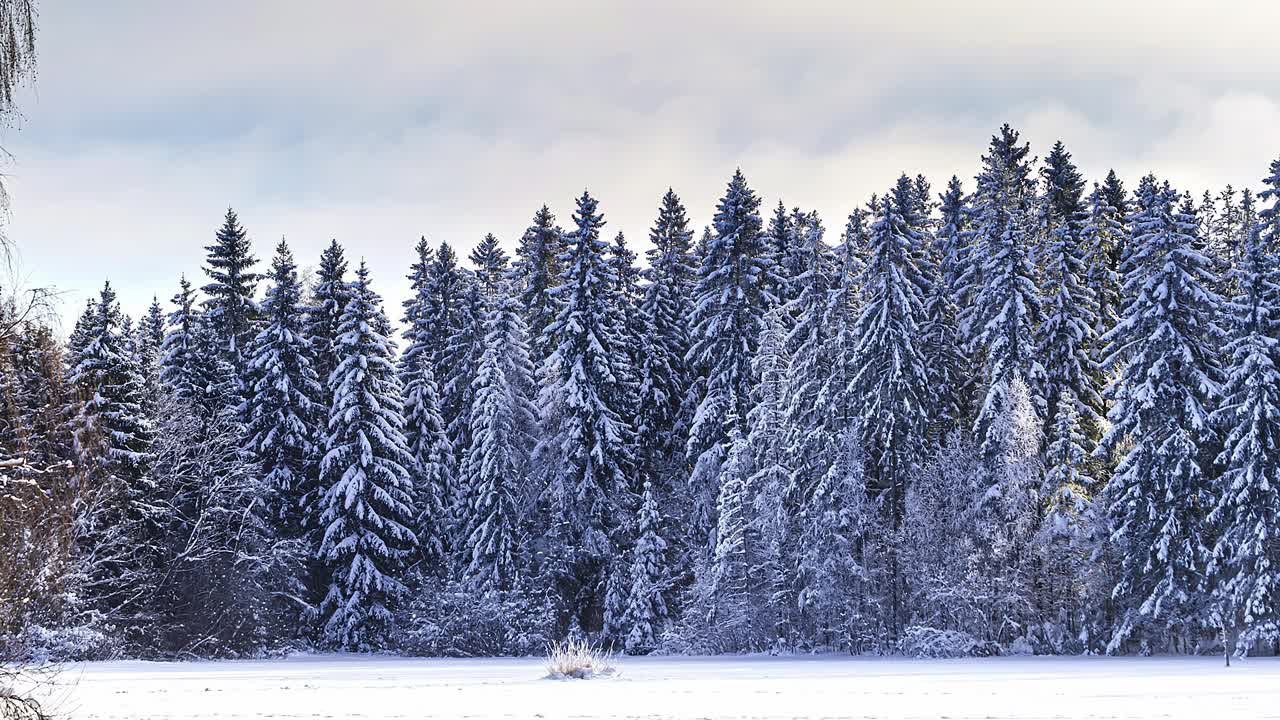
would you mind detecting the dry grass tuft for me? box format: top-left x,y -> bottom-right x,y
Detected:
544,638 -> 616,680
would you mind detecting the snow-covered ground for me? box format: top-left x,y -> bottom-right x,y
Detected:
33,653 -> 1279,719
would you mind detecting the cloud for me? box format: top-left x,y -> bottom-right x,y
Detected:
3,0 -> 1279,330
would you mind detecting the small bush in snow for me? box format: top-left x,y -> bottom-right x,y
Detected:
545,638 -> 615,679
899,626 -> 1000,658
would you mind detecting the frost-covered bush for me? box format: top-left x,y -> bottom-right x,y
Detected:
899,626 -> 1000,658
545,638 -> 615,679
398,579 -> 556,657
8,621 -> 114,662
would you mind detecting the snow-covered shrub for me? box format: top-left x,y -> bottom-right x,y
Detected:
899,626 -> 999,659
399,579 -> 556,657
545,637 -> 615,679
9,621 -> 114,662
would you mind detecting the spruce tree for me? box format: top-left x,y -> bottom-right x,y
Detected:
849,178 -> 933,637
686,169 -> 775,543
1036,142 -> 1102,530
460,289 -> 538,593
1097,176 -> 1222,651
622,479 -> 670,655
636,190 -> 697,498
68,281 -> 157,636
399,236 -> 453,572
970,124 -> 1046,460
513,205 -> 564,366
539,190 -> 634,631
305,240 -> 352,410
1207,156 -> 1280,653
922,176 -> 973,433
245,240 -> 322,539
201,208 -> 261,370
317,263 -> 417,650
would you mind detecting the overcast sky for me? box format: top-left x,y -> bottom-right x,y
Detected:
4,0 -> 1280,331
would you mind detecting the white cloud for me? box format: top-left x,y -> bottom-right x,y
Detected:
3,0 -> 1279,329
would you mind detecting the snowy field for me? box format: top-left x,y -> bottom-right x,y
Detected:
24,653 -> 1279,719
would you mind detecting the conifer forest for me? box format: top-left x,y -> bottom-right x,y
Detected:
5,125 -> 1280,663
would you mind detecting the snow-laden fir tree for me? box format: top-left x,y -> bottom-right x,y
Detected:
1097,176 -> 1223,653
699,413 -> 756,651
849,176 -> 933,638
538,190 -> 635,632
636,189 -> 696,502
1206,156 -> 1280,655
460,287 -> 538,593
608,230 -> 644,450
797,420 -> 872,651
471,233 -> 509,299
68,281 -> 157,638
317,262 -> 418,651
245,239 -> 322,541
686,169 -> 776,544
513,205 -> 564,366
780,210 -> 837,569
622,479 -> 670,655
201,208 -> 260,371
136,297 -> 166,410
921,176 -> 973,435
1036,143 -> 1101,539
743,308 -> 794,648
1082,178 -> 1128,365
441,267 -> 483,468
969,124 -> 1046,460
304,240 -> 352,410
399,236 -> 454,573
764,201 -> 797,307
159,276 -> 204,404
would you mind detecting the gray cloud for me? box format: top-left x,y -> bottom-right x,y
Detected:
4,0 -> 1279,330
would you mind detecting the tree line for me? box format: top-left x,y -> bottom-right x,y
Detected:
2,124 -> 1279,660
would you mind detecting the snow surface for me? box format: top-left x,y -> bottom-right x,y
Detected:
39,654 -> 1280,719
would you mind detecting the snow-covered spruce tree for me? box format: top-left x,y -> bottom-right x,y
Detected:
608,230 -> 644,450
136,297 -> 166,411
692,412 -> 764,652
471,233 -> 509,299
636,189 -> 696,508
1206,156 -> 1280,656
317,263 -> 418,651
1082,177 -> 1127,348
686,169 -> 777,547
459,288 -> 538,594
399,236 -> 453,574
1100,171 -> 1132,291
305,240 -> 352,411
969,124 -> 1046,461
972,376 -> 1043,649
621,479 -> 670,654
538,190 -> 635,634
67,281 -> 157,646
441,267 -> 483,469
1097,176 -> 1223,654
849,176 -> 932,640
513,205 -> 564,366
1037,141 -> 1100,428
200,208 -> 260,373
764,201 -> 797,307
1031,143 -> 1100,637
921,176 -> 973,436
779,210 -> 843,638
159,276 -> 204,405
244,240 -> 321,575
734,308 -> 793,650
798,420 -> 874,651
